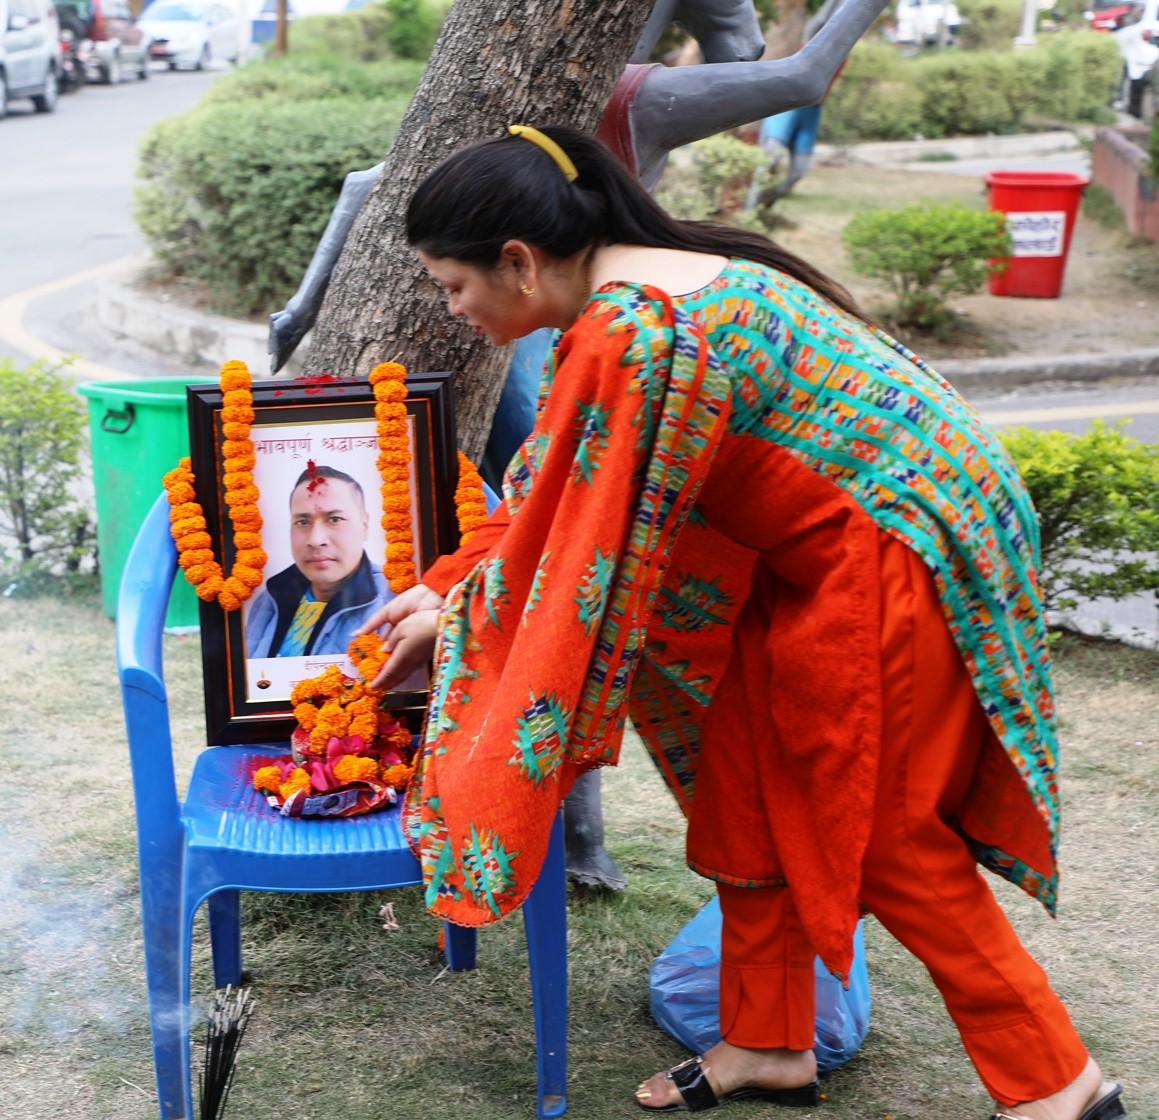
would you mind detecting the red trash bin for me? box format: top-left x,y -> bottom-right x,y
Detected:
984,170 -> 1089,299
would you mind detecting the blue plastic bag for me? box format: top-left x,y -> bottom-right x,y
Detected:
649,897 -> 871,1071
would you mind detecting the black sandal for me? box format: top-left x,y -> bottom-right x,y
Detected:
991,1082 -> 1126,1120
636,1056 -> 821,1113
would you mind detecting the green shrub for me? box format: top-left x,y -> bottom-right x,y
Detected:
286,4 -> 395,61
822,32 -> 1120,142
692,133 -> 766,218
822,40 -> 925,143
0,359 -> 97,587
842,201 -> 1011,328
384,0 -> 449,59
199,53 -> 425,106
954,0 -> 1024,49
1000,423 -> 1159,614
654,134 -> 767,221
913,50 -> 1024,136
136,96 -> 406,317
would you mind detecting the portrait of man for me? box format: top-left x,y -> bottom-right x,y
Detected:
245,464 -> 395,658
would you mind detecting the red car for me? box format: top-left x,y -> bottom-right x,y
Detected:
1088,0 -> 1140,30
54,0 -> 149,83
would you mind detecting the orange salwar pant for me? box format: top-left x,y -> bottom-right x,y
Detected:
688,532 -> 1088,1107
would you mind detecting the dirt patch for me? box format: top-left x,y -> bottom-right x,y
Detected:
767,157 -> 1159,362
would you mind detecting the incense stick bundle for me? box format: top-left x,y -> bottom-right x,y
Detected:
199,985 -> 255,1120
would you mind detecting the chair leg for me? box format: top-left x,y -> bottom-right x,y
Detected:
207,889 -> 243,988
443,921 -> 478,972
523,811 -> 568,1119
139,870 -> 192,1119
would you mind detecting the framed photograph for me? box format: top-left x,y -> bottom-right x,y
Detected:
188,372 -> 460,744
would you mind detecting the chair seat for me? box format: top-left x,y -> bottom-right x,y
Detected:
183,746 -> 423,895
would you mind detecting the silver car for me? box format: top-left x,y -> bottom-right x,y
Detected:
0,0 -> 62,115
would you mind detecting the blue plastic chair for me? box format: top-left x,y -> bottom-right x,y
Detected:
117,494 -> 568,1119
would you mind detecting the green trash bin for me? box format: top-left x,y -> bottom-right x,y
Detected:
78,376 -> 215,630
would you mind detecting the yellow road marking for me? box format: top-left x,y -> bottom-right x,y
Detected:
980,400 -> 1159,426
0,258 -> 144,382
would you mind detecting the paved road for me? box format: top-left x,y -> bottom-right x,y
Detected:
0,65 -> 226,367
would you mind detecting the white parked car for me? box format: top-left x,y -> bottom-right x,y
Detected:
139,0 -> 239,70
0,0 -> 61,116
894,0 -> 960,45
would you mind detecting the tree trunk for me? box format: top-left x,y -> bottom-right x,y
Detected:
303,0 -> 656,459
763,0 -> 809,59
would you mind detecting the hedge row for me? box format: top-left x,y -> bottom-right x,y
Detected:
199,54 -> 426,107
135,95 -> 407,316
823,32 -> 1120,142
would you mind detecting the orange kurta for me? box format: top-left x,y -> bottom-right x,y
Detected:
408,271 -> 1058,986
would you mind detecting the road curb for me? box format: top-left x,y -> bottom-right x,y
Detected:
96,263 -> 307,377
814,128 -> 1089,168
96,259 -> 1159,394
935,349 -> 1159,392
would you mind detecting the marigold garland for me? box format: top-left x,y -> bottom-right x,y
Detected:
164,359 -> 488,612
455,451 -> 488,544
161,360 -> 267,611
368,362 -> 417,594
368,362 -> 490,591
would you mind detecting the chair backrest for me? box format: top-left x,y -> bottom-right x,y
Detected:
116,493 -> 184,851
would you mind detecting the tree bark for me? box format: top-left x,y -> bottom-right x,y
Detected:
762,0 -> 809,59
303,0 -> 656,459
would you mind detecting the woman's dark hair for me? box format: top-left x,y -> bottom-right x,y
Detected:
406,124 -> 862,318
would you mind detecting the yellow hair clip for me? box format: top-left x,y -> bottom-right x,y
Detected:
507,125 -> 579,183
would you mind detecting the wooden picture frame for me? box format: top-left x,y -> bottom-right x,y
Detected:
187,373 -> 459,744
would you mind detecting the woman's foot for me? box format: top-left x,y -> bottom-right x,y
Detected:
993,1058 -> 1124,1120
635,1041 -> 817,1111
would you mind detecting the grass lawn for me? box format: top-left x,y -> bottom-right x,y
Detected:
1,595 -> 1156,1120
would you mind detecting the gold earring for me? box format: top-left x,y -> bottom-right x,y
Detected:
520,283 -> 535,298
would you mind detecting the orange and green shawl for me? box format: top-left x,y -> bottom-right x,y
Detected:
401,288 -> 736,924
403,275 -> 1059,932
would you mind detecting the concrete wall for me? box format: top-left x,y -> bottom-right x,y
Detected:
1091,124 -> 1159,241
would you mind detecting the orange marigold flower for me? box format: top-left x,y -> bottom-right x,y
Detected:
233,566 -> 265,590
222,470 -> 252,492
234,547 -> 267,569
171,516 -> 207,539
333,754 -> 379,785
279,768 -> 312,800
219,362 -> 251,391
196,575 -> 225,602
253,765 -> 282,795
184,562 -> 221,585
222,440 -> 256,463
382,764 -> 414,789
294,702 -> 319,730
374,401 -> 408,423
368,361 -> 407,386
221,421 -> 250,442
177,530 -> 213,552
178,548 -> 216,570
224,484 -> 260,507
221,405 -> 256,426
165,481 -> 197,505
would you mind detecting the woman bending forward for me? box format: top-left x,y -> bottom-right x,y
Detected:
358,125 -> 1124,1120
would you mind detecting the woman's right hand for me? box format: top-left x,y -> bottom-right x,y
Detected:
355,582 -> 446,638
369,609 -> 441,691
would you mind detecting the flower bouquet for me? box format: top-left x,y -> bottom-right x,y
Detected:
251,637 -> 415,818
